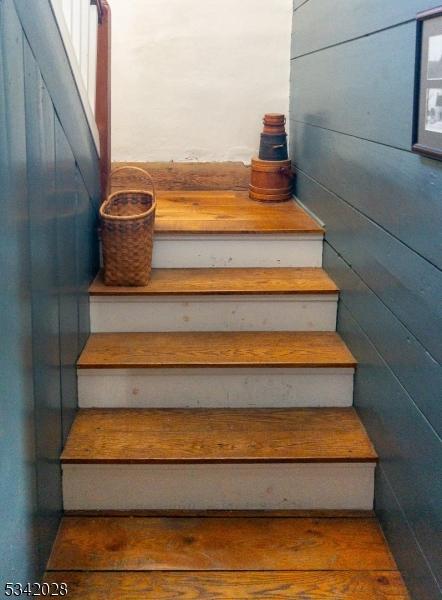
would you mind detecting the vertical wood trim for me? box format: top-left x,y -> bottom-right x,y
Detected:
79,0 -> 90,88
61,0 -> 72,33
87,5 -> 98,113
46,0 -> 101,158
70,0 -> 81,64
95,0 -> 111,198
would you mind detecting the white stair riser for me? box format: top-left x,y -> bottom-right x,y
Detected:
153,235 -> 323,268
78,368 -> 354,408
90,295 -> 338,333
63,463 -> 375,511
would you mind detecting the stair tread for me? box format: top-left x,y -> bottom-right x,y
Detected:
44,570 -> 409,599
153,190 -> 324,234
90,267 -> 339,296
47,516 -> 396,572
61,408 -> 377,464
77,331 -> 357,369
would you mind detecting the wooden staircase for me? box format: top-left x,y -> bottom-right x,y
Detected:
45,165 -> 409,598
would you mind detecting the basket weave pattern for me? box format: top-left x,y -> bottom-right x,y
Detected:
100,167 -> 156,286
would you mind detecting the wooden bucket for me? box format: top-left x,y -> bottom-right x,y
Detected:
249,157 -> 293,202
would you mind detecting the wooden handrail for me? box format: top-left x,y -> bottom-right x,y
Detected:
95,0 -> 111,199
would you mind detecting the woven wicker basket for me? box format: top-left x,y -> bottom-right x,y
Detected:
100,166 -> 156,286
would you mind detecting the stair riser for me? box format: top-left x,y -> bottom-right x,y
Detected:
90,295 -> 338,333
153,235 -> 323,268
78,368 -> 354,408
62,463 -> 375,511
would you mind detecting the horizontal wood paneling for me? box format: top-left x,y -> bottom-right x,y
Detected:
112,161 -> 250,191
0,0 -> 100,582
0,0 -> 38,582
323,243 -> 441,436
376,467 -> 442,600
294,170 -> 442,363
336,304 -> 442,587
291,23 -> 416,149
292,0 -> 442,58
291,122 -> 442,268
24,40 -> 63,566
290,4 -> 442,596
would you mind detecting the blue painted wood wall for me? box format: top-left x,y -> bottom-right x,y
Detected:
290,2 -> 442,598
0,0 -> 100,583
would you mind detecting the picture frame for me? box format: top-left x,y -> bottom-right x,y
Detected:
413,6 -> 442,160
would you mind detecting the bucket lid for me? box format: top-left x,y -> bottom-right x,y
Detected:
263,113 -> 286,123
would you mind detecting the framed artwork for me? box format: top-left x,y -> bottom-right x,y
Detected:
413,7 -> 442,160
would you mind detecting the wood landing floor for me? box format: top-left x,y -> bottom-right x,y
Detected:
44,513 -> 409,599
111,162 -> 323,235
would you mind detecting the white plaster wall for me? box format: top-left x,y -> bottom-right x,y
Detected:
110,0 -> 292,162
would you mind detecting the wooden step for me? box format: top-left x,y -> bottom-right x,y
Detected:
89,267 -> 338,296
47,516 -> 396,571
89,268 -> 339,333
61,408 -> 375,511
111,166 -> 324,267
44,569 -> 409,599
61,408 -> 376,464
77,332 -> 356,409
153,191 -> 323,235
46,515 -> 408,597
150,191 -> 324,268
77,332 -> 356,369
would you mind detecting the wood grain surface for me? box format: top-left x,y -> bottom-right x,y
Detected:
61,408 -> 377,464
89,267 -> 339,296
77,331 -> 357,369
47,516 -> 396,572
152,191 -> 324,234
112,161 -> 251,191
44,570 -> 409,599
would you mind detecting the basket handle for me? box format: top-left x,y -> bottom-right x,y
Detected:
109,165 -> 156,200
